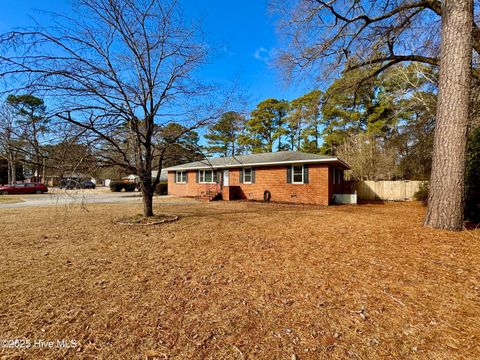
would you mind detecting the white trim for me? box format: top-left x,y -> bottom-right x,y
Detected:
291,165 -> 304,184
243,167 -> 252,184
175,171 -> 187,184
165,157 -> 349,171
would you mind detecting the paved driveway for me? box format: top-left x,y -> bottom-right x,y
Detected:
0,188 -> 174,209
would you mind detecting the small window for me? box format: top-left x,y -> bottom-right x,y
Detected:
292,165 -> 304,184
243,168 -> 252,183
199,170 -> 215,183
175,171 -> 187,183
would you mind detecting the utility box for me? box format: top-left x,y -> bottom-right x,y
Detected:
333,193 -> 357,204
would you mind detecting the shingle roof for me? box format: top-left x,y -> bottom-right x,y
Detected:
164,151 -> 349,170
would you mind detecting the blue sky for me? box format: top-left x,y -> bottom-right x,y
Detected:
0,0 -> 313,111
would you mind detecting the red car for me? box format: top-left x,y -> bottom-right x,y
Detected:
0,183 -> 48,195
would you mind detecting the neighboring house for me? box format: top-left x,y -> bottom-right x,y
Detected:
151,169 -> 168,182
164,151 -> 350,205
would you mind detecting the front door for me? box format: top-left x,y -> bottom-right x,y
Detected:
223,170 -> 229,187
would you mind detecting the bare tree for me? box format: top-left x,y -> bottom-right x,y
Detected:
0,0 -> 228,216
336,133 -> 401,180
274,0 -> 478,230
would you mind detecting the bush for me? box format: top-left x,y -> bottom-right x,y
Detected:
109,181 -> 124,192
123,183 -> 136,192
414,182 -> 429,206
109,181 -> 136,192
154,182 -> 168,195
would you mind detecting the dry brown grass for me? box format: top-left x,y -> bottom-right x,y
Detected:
0,196 -> 24,204
0,200 -> 479,359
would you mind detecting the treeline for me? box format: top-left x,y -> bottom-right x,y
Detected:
205,63 -> 439,181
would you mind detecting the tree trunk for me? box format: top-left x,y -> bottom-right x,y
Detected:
10,153 -> 16,183
140,174 -> 154,217
6,157 -> 11,185
424,0 -> 473,231
142,189 -> 154,217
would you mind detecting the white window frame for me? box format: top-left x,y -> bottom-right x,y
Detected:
199,169 -> 215,184
292,165 -> 304,184
175,171 -> 187,184
243,168 -> 252,184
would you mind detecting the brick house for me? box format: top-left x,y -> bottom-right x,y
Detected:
164,151 -> 350,205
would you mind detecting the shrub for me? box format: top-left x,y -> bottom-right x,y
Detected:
154,182 -> 168,195
123,183 -> 136,192
414,182 -> 429,206
109,181 -> 124,192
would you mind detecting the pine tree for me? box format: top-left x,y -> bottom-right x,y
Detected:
241,99 -> 288,153
205,111 -> 244,156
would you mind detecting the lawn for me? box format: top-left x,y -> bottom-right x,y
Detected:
0,200 -> 479,359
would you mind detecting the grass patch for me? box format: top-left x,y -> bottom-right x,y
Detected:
0,195 -> 24,204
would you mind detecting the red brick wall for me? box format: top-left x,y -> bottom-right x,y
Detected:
228,164 -> 330,205
167,171 -> 220,197
168,164 -> 333,205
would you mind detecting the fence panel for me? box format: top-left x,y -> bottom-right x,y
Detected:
351,180 -> 425,201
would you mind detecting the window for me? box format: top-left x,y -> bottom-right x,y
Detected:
175,171 -> 187,183
199,170 -> 214,183
243,168 -> 252,183
292,165 -> 304,184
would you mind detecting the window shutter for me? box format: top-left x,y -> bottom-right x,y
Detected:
239,169 -> 244,183
185,172 -> 188,183
196,170 -> 199,183
252,168 -> 256,184
303,165 -> 309,184
286,166 -> 292,184
173,172 -> 177,183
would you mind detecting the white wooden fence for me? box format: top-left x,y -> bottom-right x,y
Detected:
352,180 -> 425,201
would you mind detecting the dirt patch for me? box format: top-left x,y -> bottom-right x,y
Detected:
115,213 -> 179,225
0,201 -> 479,359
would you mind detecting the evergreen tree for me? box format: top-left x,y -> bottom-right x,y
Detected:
288,90 -> 323,152
6,94 -> 48,181
205,111 -> 244,156
241,98 -> 288,153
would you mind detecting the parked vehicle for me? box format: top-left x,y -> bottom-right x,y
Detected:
59,179 -> 80,189
59,179 -> 96,189
81,181 -> 96,189
0,183 -> 48,195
